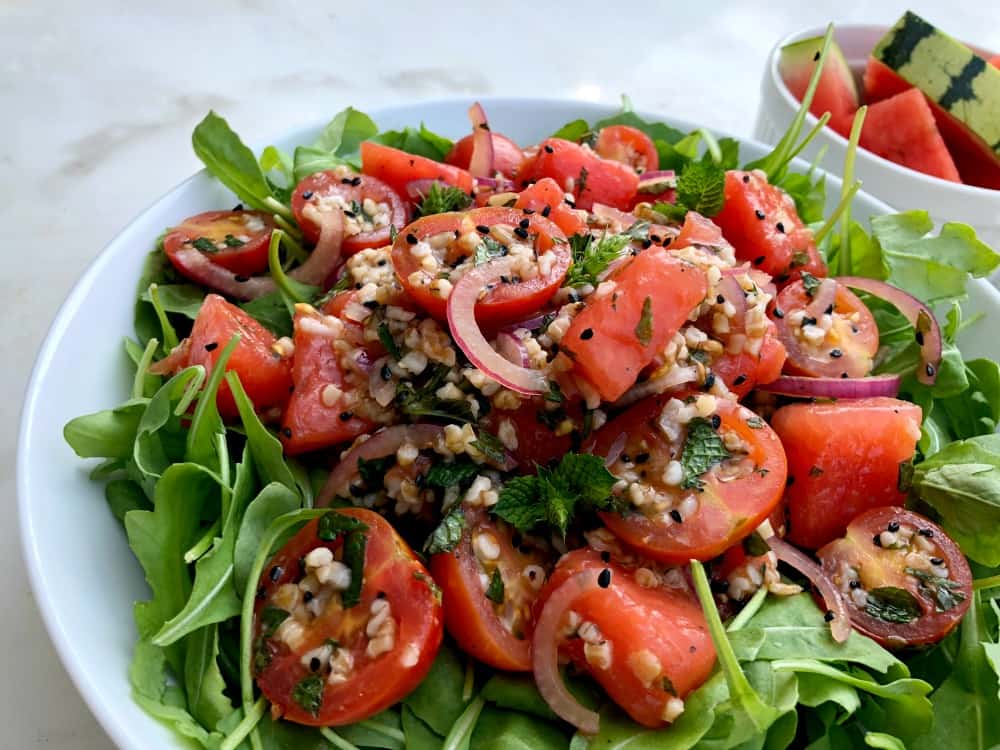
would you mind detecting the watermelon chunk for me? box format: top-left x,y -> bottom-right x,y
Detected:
780,35 -> 859,135
863,57 -> 912,103
991,54 -> 1000,69
858,88 -> 961,182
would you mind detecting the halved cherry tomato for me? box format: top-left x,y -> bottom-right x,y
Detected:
771,397 -> 922,549
182,294 -> 292,419
671,210 -> 728,249
360,141 -> 474,202
595,125 -> 659,173
772,278 -> 879,379
446,132 -> 525,178
518,138 -> 639,211
588,394 -> 787,563
483,397 -> 582,469
817,507 -> 972,648
291,171 -> 407,255
711,322 -> 787,399
535,550 -> 716,727
561,250 -> 707,402
253,509 -> 443,726
163,210 -> 274,277
713,170 -> 826,283
279,304 -> 376,455
391,206 -> 569,324
513,178 -> 587,236
430,507 -> 552,671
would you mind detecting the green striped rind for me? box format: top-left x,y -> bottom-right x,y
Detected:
873,10 -> 1000,157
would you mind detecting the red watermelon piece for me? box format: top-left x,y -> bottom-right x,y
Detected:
858,88 -> 962,182
863,57 -> 912,103
780,36 -> 859,134
991,54 -> 1000,68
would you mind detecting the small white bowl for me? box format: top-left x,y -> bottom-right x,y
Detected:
755,24 -> 1000,253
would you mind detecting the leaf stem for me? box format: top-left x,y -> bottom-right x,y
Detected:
132,338 -> 159,400
319,728 -> 361,750
263,196 -> 294,222
463,658 -> 476,702
699,128 -> 722,165
147,283 -> 179,352
783,112 -> 831,167
183,518 -> 221,563
813,181 -> 861,245
727,586 -> 769,632
355,718 -> 406,743
442,696 -> 486,750
219,696 -> 266,750
974,575 -> 1000,591
837,106 -> 868,275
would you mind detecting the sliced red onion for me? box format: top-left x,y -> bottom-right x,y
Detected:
615,365 -> 699,408
405,179 -> 444,202
149,338 -> 192,375
467,102 -> 495,179
532,571 -> 602,734
591,203 -> 639,231
446,258 -> 548,395
292,206 -> 345,286
722,265 -> 777,302
766,536 -> 851,643
603,432 -> 627,468
496,332 -> 530,367
758,374 -> 901,399
806,277 -> 838,320
474,175 -> 516,192
316,424 -> 444,508
500,313 -> 549,333
716,274 -> 748,333
636,170 -> 676,194
838,277 -> 942,386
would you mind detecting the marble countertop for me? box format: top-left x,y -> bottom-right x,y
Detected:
3,1 -> 997,746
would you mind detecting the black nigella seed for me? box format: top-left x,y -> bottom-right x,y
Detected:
753,256 -> 766,266
710,414 -> 721,429
518,218 -> 530,229
873,534 -> 882,547
544,145 -> 554,153
825,304 -> 834,315
742,174 -> 751,183
351,176 -> 362,186
773,308 -> 785,318
233,203 -> 244,211
716,294 -> 725,304
802,316 -> 817,326
381,364 -> 392,381
918,528 -> 934,538
476,224 -> 490,234
635,452 -> 651,464
642,239 -> 653,249
651,234 -> 663,244
703,372 -> 716,390
755,210 -> 766,220
598,568 -> 612,588
405,233 -> 418,245
362,300 -> 379,309
281,428 -> 292,439
849,579 -> 861,589
824,611 -> 835,622
915,331 -> 925,345
339,411 -> 353,421
669,509 -> 683,523
786,475 -> 796,487
341,178 -> 353,184
205,342 -> 219,352
930,557 -> 944,566
343,209 -> 358,218
303,590 -> 314,603
256,586 -> 266,600
522,208 -> 535,214
302,190 -> 314,199
310,657 -> 321,672
813,50 -> 820,61
926,363 -> 936,377
376,590 -> 387,599
268,565 -> 283,582
235,274 -> 250,282
513,227 -> 529,239
775,221 -> 785,234
541,205 -> 551,217
830,348 -> 843,359
620,454 -> 631,464
888,520 -> 900,532
841,372 -> 849,378
580,328 -> 594,340
733,374 -> 747,386
600,551 -> 612,563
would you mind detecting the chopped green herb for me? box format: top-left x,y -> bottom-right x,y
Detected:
906,567 -> 967,613
223,234 -> 245,247
746,416 -> 764,429
634,296 -> 654,346
624,220 -> 651,241
475,236 -> 508,266
292,673 -> 325,716
809,465 -> 824,477
357,456 -> 394,488
898,459 -> 915,493
389,224 -> 398,242
742,531 -> 771,557
485,569 -> 505,604
577,166 -> 589,196
341,530 -> 367,608
396,365 -> 475,422
472,429 -> 507,464
680,417 -> 731,490
801,272 -> 822,297
426,459 -> 480,488
545,380 -> 564,404
564,232 -> 631,288
414,182 -> 473,218
317,511 -> 370,542
414,571 -> 442,601
378,322 -> 402,360
424,504 -> 466,555
192,237 -> 217,253
865,586 -> 922,624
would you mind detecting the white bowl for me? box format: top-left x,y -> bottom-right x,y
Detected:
18,96 -> 1000,750
755,24 -> 1000,255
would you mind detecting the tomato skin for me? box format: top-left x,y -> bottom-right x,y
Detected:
186,294 -> 292,419
430,508 -> 550,672
391,207 -> 569,324
163,210 -> 274,277
817,507 -> 972,648
513,177 -> 587,236
361,141 -> 474,201
291,171 -> 407,254
772,280 -> 879,379
590,394 -> 787,563
446,132 -> 525,177
254,509 -> 443,726
518,138 -> 639,211
713,170 -> 826,283
595,125 -> 659,173
562,250 -> 708,402
712,322 -> 787,399
537,550 -> 716,727
771,397 -> 922,550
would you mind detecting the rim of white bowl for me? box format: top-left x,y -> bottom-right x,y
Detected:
769,24 -> 1000,198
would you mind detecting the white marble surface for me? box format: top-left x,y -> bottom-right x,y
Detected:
3,0 -> 998,746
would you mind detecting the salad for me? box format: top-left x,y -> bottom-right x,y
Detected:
63,28 -> 1000,750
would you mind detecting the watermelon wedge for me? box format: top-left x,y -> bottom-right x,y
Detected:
991,54 -> 1000,69
780,35 -> 859,136
863,57 -> 912,103
858,88 -> 961,182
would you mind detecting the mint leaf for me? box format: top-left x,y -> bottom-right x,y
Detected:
292,673 -> 325,716
680,417 -> 731,490
675,160 -> 726,217
564,233 -> 631,288
424,505 -> 466,555
415,182 -> 473,218
425,459 -> 480,489
492,476 -> 547,531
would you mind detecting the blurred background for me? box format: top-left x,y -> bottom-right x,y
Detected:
2,0 -> 998,746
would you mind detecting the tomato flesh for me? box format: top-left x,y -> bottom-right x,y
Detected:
430,507 -> 551,672
513,177 -> 587,236
254,509 -> 443,726
713,170 -> 826,283
446,132 -> 525,178
595,125 -> 659,173
291,170 -> 407,255
589,394 -> 787,563
817,507 -> 972,648
562,250 -> 707,402
711,322 -> 787,399
771,397 -> 922,549
518,138 -> 639,211
185,294 -> 292,419
772,279 -> 879,378
361,141 -> 474,202
537,550 -> 715,727
392,206 -> 569,324
163,210 -> 274,277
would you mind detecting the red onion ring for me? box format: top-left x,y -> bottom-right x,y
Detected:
806,277 -> 838,320
758,374 -> 901,399
467,102 -> 495,179
838,277 -> 942,386
446,259 -> 548,395
636,170 -> 677,195
531,570 -> 602,734
766,536 -> 851,643
603,432 -> 627,468
316,424 -> 444,507
293,207 -> 345,286
496,332 -> 530,367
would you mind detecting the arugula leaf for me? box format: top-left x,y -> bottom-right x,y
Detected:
404,642 -> 469,735
227,371 -> 301,493
414,182 -> 473,218
563,232 -> 631,288
139,284 -> 206,320
469,707 -> 568,749
291,107 -> 378,182
493,453 -> 617,536
183,624 -> 233,730
424,504 -> 466,555
240,291 -> 294,338
370,123 -> 454,161
680,417 -> 731,490
64,399 -> 148,460
106,478 -> 151,523
233,482 -> 300,592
